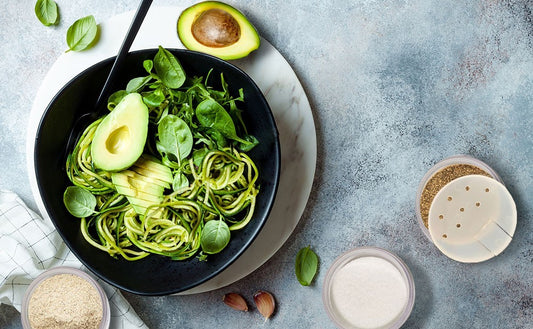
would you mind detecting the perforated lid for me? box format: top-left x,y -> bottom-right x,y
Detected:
428,175 -> 517,263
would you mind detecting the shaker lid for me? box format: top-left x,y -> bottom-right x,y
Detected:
428,175 -> 516,263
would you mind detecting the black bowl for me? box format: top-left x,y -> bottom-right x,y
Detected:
34,48 -> 280,295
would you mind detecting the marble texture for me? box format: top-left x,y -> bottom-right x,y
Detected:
1,0 -> 532,328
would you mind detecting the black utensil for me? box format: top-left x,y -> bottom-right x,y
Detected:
62,0 -> 153,160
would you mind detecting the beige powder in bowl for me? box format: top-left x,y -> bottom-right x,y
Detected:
27,273 -> 103,329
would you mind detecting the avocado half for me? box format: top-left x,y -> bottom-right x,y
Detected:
177,1 -> 260,60
90,93 -> 148,171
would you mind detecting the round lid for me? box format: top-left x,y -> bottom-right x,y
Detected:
428,175 -> 517,263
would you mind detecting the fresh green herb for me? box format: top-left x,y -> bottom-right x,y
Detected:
172,172 -> 189,191
154,46 -> 186,89
156,114 -> 193,164
126,76 -> 151,93
196,98 -> 251,145
63,186 -> 97,218
142,88 -> 165,107
143,59 -> 154,73
295,246 -> 318,286
35,0 -> 59,26
201,220 -> 231,254
66,15 -> 98,52
107,90 -> 128,110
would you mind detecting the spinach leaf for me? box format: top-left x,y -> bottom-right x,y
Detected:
172,172 -> 189,191
295,246 -> 319,286
192,147 -> 209,168
63,186 -> 97,218
238,134 -> 259,152
208,129 -> 228,148
143,88 -> 166,107
107,90 -> 128,110
143,59 -> 153,74
35,0 -> 59,26
157,114 -> 193,164
201,220 -> 231,254
196,98 -> 248,144
154,46 -> 185,89
66,15 -> 98,52
126,76 -> 152,93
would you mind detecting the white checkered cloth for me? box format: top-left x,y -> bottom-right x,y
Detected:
0,190 -> 148,329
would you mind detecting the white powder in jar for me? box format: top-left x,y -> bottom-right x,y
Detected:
28,273 -> 103,329
330,256 -> 408,329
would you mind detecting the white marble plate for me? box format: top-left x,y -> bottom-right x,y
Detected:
25,6 -> 316,294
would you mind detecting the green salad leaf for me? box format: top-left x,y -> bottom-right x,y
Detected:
157,114 -> 193,164
63,186 -> 97,218
154,46 -> 186,89
66,15 -> 98,52
295,246 -> 318,286
35,0 -> 59,26
126,76 -> 151,93
201,220 -> 231,254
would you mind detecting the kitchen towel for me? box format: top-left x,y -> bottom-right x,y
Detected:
0,190 -> 148,329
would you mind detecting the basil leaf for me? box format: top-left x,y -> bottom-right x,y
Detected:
295,246 -> 318,286
66,15 -> 98,52
63,186 -> 97,218
157,114 -> 193,163
126,76 -> 151,93
154,46 -> 186,89
35,0 -> 59,26
201,220 -> 230,254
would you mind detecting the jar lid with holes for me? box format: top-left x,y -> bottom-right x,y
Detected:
415,155 -> 517,263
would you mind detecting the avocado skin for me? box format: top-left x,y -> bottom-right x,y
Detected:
177,1 -> 261,60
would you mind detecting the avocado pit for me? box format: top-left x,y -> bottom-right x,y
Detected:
191,9 -> 241,48
105,126 -> 130,154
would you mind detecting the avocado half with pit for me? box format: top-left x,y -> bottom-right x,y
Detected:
177,1 -> 260,60
91,93 -> 149,171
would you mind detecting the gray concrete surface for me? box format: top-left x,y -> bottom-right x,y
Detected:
1,0 -> 532,328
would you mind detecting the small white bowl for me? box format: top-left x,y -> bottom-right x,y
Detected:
322,247 -> 415,329
21,266 -> 110,329
415,154 -> 502,241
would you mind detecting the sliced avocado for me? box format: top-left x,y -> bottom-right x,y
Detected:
111,171 -> 164,215
131,165 -> 173,185
136,155 -> 173,178
111,172 -> 165,197
131,204 -> 148,216
91,93 -> 149,171
115,185 -> 163,203
177,1 -> 260,60
121,170 -> 171,189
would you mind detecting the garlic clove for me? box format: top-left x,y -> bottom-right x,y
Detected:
223,293 -> 248,311
253,290 -> 275,319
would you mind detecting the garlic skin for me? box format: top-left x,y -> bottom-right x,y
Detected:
253,290 -> 275,319
223,293 -> 248,311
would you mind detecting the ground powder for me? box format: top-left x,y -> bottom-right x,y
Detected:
330,256 -> 408,328
420,164 -> 491,228
28,273 -> 103,329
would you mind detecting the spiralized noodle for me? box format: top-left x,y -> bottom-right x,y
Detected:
66,126 -> 258,261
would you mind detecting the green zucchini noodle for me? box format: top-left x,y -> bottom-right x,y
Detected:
66,123 -> 259,261
66,118 -> 114,195
63,48 -> 262,261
